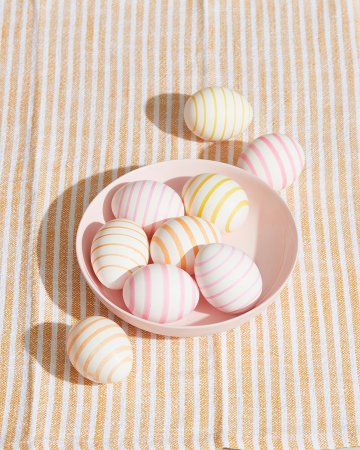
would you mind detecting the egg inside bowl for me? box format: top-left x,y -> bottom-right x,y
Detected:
76,159 -> 298,337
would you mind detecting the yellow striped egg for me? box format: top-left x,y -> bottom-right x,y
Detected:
111,180 -> 184,236
184,86 -> 253,141
91,219 -> 149,289
194,244 -> 262,315
123,264 -> 199,323
181,173 -> 249,232
238,133 -> 305,191
66,316 -> 133,384
150,216 -> 221,275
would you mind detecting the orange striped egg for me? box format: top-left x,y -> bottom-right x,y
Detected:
123,264 -> 199,323
150,216 -> 221,275
111,180 -> 184,236
194,243 -> 262,315
66,316 -> 133,383
181,173 -> 249,232
184,86 -> 253,141
238,133 -> 305,191
91,219 -> 149,289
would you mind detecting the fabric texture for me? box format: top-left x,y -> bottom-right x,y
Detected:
0,0 -> 360,448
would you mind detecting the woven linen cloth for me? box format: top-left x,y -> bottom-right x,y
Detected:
1,0 -> 360,448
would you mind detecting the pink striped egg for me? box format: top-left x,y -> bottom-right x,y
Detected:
111,180 -> 184,236
91,219 -> 149,290
123,264 -> 199,323
194,243 -> 262,315
66,316 -> 133,384
184,86 -> 253,141
238,133 -> 305,191
150,216 -> 222,275
181,173 -> 249,232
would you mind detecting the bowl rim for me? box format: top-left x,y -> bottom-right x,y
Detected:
76,159 -> 298,336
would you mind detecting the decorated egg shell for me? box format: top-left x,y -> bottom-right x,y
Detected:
123,264 -> 199,323
66,316 -> 133,384
184,86 -> 253,141
238,133 -> 305,191
91,219 -> 149,290
111,180 -> 184,236
194,243 -> 262,315
150,216 -> 221,275
181,173 -> 249,232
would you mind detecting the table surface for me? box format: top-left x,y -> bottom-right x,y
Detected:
0,0 -> 360,448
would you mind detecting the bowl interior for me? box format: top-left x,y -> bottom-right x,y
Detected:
77,159 -> 297,334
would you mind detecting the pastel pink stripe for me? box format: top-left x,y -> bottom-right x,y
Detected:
259,135 -> 287,189
218,272 -> 262,311
128,275 -> 136,313
230,283 -> 263,314
142,266 -> 152,320
149,183 -> 167,235
192,277 -> 198,310
198,252 -> 245,290
195,245 -> 234,278
124,182 -> 137,217
142,181 -> 157,226
177,268 -> 186,321
133,180 -> 147,224
249,142 -> 274,186
206,257 -> 253,300
239,152 -> 259,177
194,244 -> 224,267
273,133 -> 297,182
116,186 -> 127,218
165,188 -> 177,216
160,265 -> 169,323
288,135 -> 305,168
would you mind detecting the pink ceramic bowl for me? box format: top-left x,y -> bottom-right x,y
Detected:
76,159 -> 298,337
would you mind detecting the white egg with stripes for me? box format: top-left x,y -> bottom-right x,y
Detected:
184,86 -> 253,141
123,264 -> 199,323
111,180 -> 184,236
181,173 -> 249,232
91,219 -> 149,290
150,216 -> 222,275
238,133 -> 305,191
194,243 -> 262,315
66,316 -> 133,384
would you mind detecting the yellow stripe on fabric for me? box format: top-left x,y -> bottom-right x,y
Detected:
187,173 -> 216,213
191,95 -> 198,132
209,87 -> 218,140
209,186 -> 243,223
199,90 -> 207,137
220,87 -> 227,140
197,177 -> 232,217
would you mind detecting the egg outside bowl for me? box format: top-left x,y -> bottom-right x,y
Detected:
76,159 -> 298,337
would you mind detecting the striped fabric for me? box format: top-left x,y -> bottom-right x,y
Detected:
0,0 -> 359,448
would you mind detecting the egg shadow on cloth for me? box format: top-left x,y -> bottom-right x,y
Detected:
145,93 -> 198,142
36,167 -> 139,322
197,139 -> 247,163
24,322 -> 94,385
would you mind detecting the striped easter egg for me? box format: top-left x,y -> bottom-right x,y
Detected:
238,133 -> 305,191
66,316 -> 133,383
181,173 -> 249,232
91,219 -> 149,290
194,243 -> 262,315
184,86 -> 253,141
150,216 -> 222,275
111,180 -> 184,236
123,264 -> 199,323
